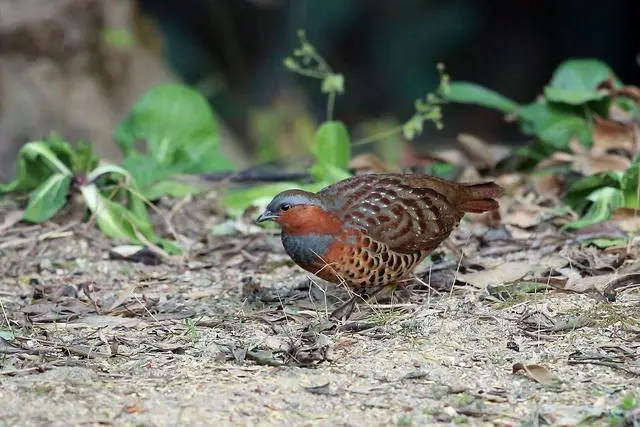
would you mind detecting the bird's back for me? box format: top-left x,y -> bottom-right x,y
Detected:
318,173 -> 502,253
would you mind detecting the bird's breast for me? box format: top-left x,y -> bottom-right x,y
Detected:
281,233 -> 334,266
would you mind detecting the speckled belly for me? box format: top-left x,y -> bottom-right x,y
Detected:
293,231 -> 427,292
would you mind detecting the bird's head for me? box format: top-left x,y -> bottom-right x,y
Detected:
256,189 -> 341,235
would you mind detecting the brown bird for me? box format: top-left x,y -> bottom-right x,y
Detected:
257,173 -> 504,318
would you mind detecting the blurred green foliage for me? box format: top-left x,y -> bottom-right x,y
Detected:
224,31 -> 450,216
0,85 -> 234,253
444,58 -> 640,230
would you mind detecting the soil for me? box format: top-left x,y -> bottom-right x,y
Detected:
0,193 -> 639,427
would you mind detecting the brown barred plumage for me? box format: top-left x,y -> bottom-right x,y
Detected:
257,173 -> 504,307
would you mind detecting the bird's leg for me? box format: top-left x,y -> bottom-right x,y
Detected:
329,286 -> 388,320
329,295 -> 358,320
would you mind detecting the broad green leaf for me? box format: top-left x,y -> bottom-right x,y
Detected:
0,141 -> 72,193
80,184 -> 154,242
444,81 -> 520,113
621,163 -> 640,208
564,171 -> 623,211
88,163 -> 133,183
563,187 -> 623,230
22,173 -> 72,223
70,141 -> 99,174
518,101 -> 591,149
587,238 -> 628,249
115,84 -> 234,174
222,182 -> 327,217
143,180 -> 201,200
425,161 -> 455,179
544,59 -> 617,105
310,121 -> 351,182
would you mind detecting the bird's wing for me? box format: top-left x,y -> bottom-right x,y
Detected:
319,174 -> 464,253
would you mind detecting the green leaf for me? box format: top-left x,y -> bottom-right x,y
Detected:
564,171 -> 624,210
0,328 -> 14,341
0,140 -> 73,193
222,182 -> 327,217
22,173 -> 72,223
115,84 -> 234,175
587,238 -> 628,249
444,81 -> 520,113
143,180 -> 201,200
543,59 -> 616,105
88,163 -> 133,183
425,161 -> 455,179
310,121 -> 351,182
563,187 -> 623,230
70,141 -> 99,174
80,184 -> 155,242
621,163 -> 640,209
518,101 -> 591,149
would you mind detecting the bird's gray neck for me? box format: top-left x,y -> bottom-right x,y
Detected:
281,234 -> 333,265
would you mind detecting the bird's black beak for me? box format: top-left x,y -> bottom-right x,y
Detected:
256,210 -> 278,223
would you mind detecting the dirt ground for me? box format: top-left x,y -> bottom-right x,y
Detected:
1,193 -> 639,427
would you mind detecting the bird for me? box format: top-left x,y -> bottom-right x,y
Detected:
256,173 -> 504,318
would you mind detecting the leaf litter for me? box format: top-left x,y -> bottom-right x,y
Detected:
1,140 -> 640,424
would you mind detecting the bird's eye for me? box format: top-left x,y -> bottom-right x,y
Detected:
280,203 -> 290,212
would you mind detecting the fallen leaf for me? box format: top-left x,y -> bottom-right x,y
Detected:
512,363 -> 554,384
618,85 -> 640,103
457,261 -> 532,288
456,133 -> 494,170
601,273 -> 640,302
0,329 -> 15,341
503,209 -> 542,229
0,210 -> 24,234
533,174 -> 564,197
349,153 -> 394,174
592,116 -> 636,157
564,272 -> 618,294
572,153 -> 631,175
611,208 -> 640,232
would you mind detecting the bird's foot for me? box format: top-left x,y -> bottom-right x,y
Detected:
329,295 -> 358,320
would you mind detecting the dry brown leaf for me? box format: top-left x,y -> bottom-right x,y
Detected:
494,173 -> 526,195
572,153 -> 632,175
611,208 -> 640,232
533,174 -> 564,197
592,115 -> 637,157
456,133 -> 494,169
503,209 -> 542,229
530,255 -> 569,276
512,363 -> 554,384
349,153 -> 394,174
565,272 -> 617,293
457,261 -> 532,288
618,85 -> 640,103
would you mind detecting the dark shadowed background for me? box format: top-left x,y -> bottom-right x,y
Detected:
0,0 -> 638,180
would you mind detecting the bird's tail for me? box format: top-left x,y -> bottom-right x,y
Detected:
458,182 -> 504,213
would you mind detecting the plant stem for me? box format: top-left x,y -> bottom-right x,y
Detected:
352,125 -> 405,147
292,68 -> 325,80
327,90 -> 336,121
